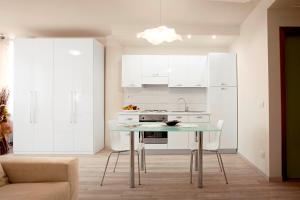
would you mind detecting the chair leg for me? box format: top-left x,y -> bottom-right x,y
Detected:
136,150 -> 141,185
216,152 -> 222,172
144,148 -> 147,173
100,152 -> 114,186
113,152 -> 120,173
190,151 -> 194,184
218,153 -> 228,184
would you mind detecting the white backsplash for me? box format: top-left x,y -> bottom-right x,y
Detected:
123,85 -> 207,111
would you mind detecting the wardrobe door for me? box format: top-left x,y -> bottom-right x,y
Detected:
32,39 -> 54,152
70,39 -> 93,153
53,39 -> 75,152
14,39 -> 35,152
54,39 -> 93,153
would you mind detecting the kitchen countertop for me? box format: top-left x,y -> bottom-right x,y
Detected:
119,111 -> 210,115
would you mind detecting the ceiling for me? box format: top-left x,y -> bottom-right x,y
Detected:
0,0 -> 261,47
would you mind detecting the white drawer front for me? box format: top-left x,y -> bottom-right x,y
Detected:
118,115 -> 139,123
189,115 -> 210,123
168,115 -> 189,122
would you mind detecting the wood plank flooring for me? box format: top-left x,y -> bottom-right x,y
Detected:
79,151 -> 300,200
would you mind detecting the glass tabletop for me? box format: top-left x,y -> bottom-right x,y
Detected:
110,122 -> 221,132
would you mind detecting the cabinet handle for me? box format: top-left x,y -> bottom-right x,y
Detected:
33,91 -> 38,124
127,118 -> 133,121
196,116 -> 202,119
176,84 -> 183,87
220,83 -> 226,86
176,116 -> 182,119
73,91 -> 77,124
221,87 -> 226,90
70,91 -> 74,123
29,91 -> 33,123
196,84 -> 202,87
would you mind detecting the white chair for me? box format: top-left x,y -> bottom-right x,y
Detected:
100,120 -> 145,186
189,120 -> 228,184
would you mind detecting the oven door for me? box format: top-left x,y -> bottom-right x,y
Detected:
142,131 -> 168,144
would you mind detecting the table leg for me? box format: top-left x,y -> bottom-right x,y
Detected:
197,131 -> 203,188
130,131 -> 135,188
194,131 -> 199,171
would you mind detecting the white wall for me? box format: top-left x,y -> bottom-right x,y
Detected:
267,6 -> 300,179
230,0 -> 275,176
104,36 -> 124,148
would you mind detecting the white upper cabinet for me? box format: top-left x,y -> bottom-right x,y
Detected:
168,56 -> 188,87
121,54 -> 210,87
187,56 -> 208,87
141,55 -> 169,77
208,53 -> 236,87
141,55 -> 169,84
122,55 -> 142,87
169,55 -> 208,87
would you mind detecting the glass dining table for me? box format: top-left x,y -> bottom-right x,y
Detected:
110,122 -> 221,188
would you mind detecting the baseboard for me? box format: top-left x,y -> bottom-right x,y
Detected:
238,153 -> 282,182
269,177 -> 283,182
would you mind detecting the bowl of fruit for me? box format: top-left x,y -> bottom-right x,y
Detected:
122,104 -> 139,112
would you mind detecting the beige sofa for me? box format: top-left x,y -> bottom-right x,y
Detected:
0,156 -> 78,200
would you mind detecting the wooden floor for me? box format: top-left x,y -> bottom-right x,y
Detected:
79,151 -> 300,200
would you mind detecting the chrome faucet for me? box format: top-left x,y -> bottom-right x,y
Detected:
177,97 -> 189,112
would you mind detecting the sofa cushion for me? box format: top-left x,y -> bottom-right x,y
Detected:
0,163 -> 8,187
0,182 -> 70,200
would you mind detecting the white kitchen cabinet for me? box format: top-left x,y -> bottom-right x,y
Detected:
208,53 -> 237,87
208,87 -> 237,149
168,56 -> 188,87
14,38 -> 105,154
122,55 -> 142,87
188,56 -> 208,87
169,55 -> 208,87
14,39 -> 54,153
141,55 -> 169,84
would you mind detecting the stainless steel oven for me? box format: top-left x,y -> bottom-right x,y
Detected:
139,114 -> 168,144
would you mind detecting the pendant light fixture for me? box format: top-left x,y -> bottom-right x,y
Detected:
137,0 -> 182,45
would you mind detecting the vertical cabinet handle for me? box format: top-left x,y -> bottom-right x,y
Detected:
34,91 -> 38,123
70,91 -> 74,123
29,91 -> 33,123
73,91 -> 77,124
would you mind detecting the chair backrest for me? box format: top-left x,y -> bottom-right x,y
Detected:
216,120 -> 224,149
108,120 -> 122,150
206,120 -> 224,150
108,120 -> 138,151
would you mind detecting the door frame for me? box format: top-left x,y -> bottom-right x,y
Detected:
280,27 -> 300,181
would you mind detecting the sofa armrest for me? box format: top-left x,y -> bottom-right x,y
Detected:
0,156 -> 78,200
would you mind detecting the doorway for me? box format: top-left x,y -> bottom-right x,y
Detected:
280,27 -> 300,180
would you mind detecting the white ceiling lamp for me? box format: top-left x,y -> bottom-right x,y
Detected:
137,0 -> 182,45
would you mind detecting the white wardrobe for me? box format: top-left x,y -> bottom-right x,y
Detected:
14,38 -> 104,154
